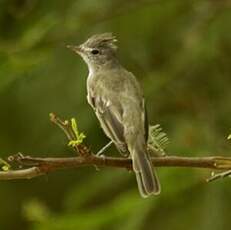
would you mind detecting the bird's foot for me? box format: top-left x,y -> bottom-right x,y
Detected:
96,141 -> 113,156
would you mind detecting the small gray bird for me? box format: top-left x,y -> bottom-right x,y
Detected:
68,33 -> 160,197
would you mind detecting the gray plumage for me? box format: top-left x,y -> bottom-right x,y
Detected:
68,33 -> 160,197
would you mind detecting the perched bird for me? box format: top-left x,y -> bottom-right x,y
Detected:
68,33 -> 160,197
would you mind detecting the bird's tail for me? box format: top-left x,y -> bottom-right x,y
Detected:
132,142 -> 161,198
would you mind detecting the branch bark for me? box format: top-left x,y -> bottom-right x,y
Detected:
0,113 -> 230,182
0,154 -> 230,181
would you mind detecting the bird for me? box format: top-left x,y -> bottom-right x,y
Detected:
67,33 -> 160,197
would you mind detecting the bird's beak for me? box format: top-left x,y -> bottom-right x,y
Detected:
66,45 -> 83,54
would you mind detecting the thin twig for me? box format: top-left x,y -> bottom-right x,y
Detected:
49,113 -> 91,156
49,113 -> 73,140
206,170 -> 231,182
0,167 -> 44,180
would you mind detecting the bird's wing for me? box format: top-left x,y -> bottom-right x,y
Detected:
143,99 -> 149,142
89,93 -> 127,153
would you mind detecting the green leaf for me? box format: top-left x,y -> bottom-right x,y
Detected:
0,158 -> 11,171
228,134 -> 231,140
148,124 -> 169,155
68,118 -> 86,146
68,139 -> 82,147
71,118 -> 79,138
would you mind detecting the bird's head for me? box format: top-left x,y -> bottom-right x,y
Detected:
67,33 -> 118,68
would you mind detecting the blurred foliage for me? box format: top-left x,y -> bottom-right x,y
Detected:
148,124 -> 169,155
0,0 -> 231,229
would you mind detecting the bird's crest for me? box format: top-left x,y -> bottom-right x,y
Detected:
84,33 -> 118,50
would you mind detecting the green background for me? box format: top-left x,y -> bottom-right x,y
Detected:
0,0 -> 231,229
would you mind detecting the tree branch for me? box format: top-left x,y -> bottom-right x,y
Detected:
0,153 -> 229,181
0,113 -> 230,183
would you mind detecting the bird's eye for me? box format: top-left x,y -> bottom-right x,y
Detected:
91,49 -> 99,55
